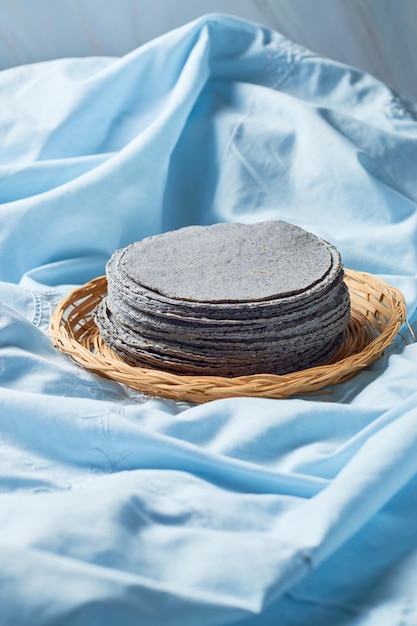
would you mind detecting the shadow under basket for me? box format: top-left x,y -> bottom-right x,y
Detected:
49,269 -> 407,404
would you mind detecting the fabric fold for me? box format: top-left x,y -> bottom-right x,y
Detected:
1,12 -> 417,626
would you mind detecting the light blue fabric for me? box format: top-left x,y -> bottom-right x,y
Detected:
1,13 -> 417,626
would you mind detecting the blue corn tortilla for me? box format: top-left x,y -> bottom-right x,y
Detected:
116,221 -> 334,303
106,242 -> 343,320
94,220 -> 351,376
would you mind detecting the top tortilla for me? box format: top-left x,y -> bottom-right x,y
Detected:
116,221 -> 334,304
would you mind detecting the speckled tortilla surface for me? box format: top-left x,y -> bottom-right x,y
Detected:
118,221 -> 333,303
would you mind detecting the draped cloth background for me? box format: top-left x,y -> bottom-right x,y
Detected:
1,14 -> 417,626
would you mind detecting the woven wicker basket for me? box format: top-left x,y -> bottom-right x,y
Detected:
49,269 -> 407,403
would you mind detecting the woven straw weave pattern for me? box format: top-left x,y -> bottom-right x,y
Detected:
49,269 -> 407,403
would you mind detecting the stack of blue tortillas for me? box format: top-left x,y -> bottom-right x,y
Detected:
94,221 -> 351,377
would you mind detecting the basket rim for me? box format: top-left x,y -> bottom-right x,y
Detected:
49,268 -> 408,403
